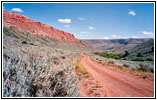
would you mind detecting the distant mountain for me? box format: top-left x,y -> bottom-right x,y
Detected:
81,38 -> 152,53
128,39 -> 154,57
3,10 -> 81,43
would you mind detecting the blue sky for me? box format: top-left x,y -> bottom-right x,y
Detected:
3,3 -> 154,39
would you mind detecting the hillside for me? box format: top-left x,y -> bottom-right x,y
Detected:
81,38 -> 151,53
88,39 -> 154,73
3,10 -> 82,43
129,39 -> 154,57
3,11 -> 89,97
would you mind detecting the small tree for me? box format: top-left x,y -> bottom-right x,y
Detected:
123,51 -> 129,57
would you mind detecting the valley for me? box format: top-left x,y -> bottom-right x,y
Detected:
2,10 -> 155,97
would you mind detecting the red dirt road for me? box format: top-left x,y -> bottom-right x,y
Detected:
80,52 -> 154,97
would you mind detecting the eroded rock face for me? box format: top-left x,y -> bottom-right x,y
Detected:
3,10 -> 81,42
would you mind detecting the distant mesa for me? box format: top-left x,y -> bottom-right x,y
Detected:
3,10 -> 81,43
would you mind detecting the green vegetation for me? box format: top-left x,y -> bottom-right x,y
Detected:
95,51 -> 154,62
131,57 -> 145,61
20,31 -> 29,37
94,50 -> 131,60
145,57 -> 154,61
136,53 -> 143,57
123,51 -> 130,57
94,52 -> 121,59
3,27 -> 19,38
21,41 -> 36,46
130,56 -> 154,62
21,41 -> 28,44
3,46 -> 5,49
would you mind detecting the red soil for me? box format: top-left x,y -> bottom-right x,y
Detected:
80,52 -> 154,97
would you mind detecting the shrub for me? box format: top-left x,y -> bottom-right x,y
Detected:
136,53 -> 143,57
102,52 -> 108,58
123,51 -> 129,57
3,49 -> 80,97
114,55 -> 120,59
131,57 -> 145,61
21,41 -> 27,44
145,57 -> 154,61
94,52 -> 121,59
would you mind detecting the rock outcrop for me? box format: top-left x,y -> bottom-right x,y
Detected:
3,10 -> 81,42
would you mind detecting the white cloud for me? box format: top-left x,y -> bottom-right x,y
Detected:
11,8 -> 23,12
102,37 -> 109,39
128,10 -> 136,16
64,25 -> 70,28
58,19 -> 71,23
122,37 -> 128,39
78,17 -> 85,20
111,35 -> 121,39
132,36 -> 138,38
80,32 -> 89,34
89,26 -> 95,30
142,31 -> 153,35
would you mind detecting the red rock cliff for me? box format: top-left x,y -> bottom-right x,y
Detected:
3,10 -> 81,42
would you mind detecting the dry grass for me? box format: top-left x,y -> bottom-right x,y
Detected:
91,57 -> 154,79
130,69 -> 154,79
75,58 -> 89,80
76,62 -> 88,75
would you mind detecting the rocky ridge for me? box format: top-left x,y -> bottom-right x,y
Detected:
3,10 -> 80,42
